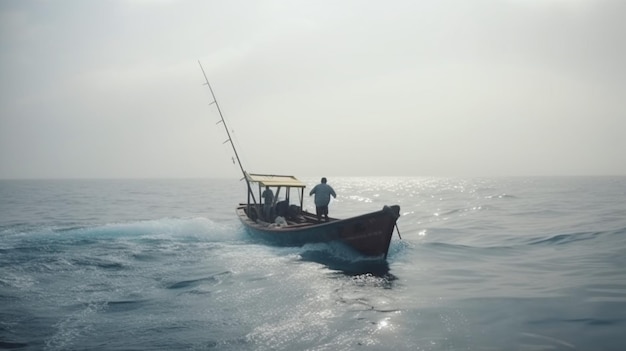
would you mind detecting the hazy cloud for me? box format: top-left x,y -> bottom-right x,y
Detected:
1,0 -> 624,178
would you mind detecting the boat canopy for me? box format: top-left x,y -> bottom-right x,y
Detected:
246,173 -> 307,188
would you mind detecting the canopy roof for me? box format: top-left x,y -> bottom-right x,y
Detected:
246,173 -> 306,188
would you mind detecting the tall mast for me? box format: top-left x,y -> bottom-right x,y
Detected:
198,61 -> 248,181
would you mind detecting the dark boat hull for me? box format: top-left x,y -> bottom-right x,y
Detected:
237,204 -> 401,259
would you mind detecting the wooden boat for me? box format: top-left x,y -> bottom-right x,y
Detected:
237,173 -> 401,259
199,62 -> 401,259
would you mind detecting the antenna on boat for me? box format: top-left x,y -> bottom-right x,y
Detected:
198,61 -> 248,181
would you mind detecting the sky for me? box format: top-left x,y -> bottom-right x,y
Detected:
1,0 -> 625,179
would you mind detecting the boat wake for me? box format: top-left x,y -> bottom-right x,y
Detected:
297,241 -> 392,276
1,217 -> 242,244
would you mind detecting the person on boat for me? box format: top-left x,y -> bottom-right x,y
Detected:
309,177 -> 336,222
262,186 -> 274,221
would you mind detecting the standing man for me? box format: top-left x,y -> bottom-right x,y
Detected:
262,186 -> 274,221
309,177 -> 336,222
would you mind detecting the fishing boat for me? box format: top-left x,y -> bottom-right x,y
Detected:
199,62 -> 401,259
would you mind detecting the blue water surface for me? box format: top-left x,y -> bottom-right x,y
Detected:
1,177 -> 625,350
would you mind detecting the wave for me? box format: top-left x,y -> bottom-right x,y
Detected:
484,194 -> 517,199
104,299 -> 152,313
436,207 -> 482,217
422,241 -> 518,254
417,227 -> 626,254
0,341 -> 30,349
526,227 -> 626,246
68,257 -> 126,270
69,217 -> 239,242
1,217 -> 242,245
166,271 -> 232,290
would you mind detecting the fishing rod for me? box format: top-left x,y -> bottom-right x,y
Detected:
198,61 -> 259,211
198,61 -> 248,180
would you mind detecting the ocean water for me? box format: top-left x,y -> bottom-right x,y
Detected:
1,177 -> 625,351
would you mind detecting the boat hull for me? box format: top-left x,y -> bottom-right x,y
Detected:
237,204 -> 401,259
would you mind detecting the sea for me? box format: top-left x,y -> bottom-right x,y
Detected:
1,176 -> 625,351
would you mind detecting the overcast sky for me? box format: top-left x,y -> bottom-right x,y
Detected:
1,0 -> 624,179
